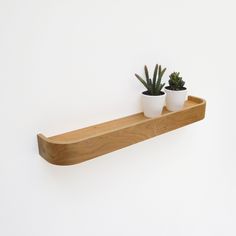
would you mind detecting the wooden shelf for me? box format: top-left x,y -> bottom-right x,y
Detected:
37,95 -> 206,165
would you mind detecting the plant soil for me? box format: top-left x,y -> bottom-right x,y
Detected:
142,91 -> 165,96
165,86 -> 187,91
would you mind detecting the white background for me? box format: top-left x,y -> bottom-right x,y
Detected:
1,0 -> 236,235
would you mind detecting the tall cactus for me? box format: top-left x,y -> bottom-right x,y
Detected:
135,64 -> 166,95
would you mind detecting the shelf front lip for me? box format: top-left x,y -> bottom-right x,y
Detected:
37,95 -> 206,165
38,95 -> 206,145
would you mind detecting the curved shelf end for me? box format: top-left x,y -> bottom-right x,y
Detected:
37,133 -> 70,166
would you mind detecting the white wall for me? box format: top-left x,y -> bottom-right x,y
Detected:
1,0 -> 236,235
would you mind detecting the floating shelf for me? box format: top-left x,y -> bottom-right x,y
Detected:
37,95 -> 206,165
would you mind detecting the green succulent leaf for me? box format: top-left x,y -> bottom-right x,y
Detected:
147,78 -> 153,93
160,68 -> 166,80
159,83 -> 165,92
135,74 -> 148,90
135,64 -> 167,95
153,64 -> 158,83
144,65 -> 149,82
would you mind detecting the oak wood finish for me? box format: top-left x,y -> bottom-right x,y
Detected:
37,95 -> 206,165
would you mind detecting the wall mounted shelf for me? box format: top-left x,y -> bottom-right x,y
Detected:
37,95 -> 206,165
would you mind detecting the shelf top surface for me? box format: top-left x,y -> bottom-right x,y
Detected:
46,96 -> 204,143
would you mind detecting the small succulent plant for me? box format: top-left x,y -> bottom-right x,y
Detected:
135,64 -> 166,95
168,72 -> 185,91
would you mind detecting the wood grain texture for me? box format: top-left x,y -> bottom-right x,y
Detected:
37,95 -> 206,165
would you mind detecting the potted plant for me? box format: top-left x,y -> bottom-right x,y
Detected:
135,64 -> 166,118
165,72 -> 187,111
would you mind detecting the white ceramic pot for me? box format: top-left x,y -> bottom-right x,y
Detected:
165,87 -> 187,112
141,92 -> 166,118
